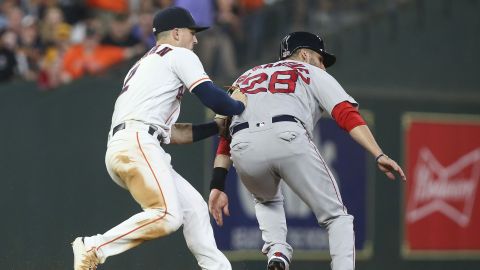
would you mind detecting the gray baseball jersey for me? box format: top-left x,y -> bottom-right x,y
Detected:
229,59 -> 356,270
230,60 -> 357,137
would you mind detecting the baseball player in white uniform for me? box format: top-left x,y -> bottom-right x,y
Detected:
208,31 -> 406,270
71,7 -> 247,270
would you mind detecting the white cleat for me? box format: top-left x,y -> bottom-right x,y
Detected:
72,237 -> 99,270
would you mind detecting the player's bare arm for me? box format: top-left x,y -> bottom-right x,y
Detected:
170,123 -> 194,144
170,120 -> 228,144
349,125 -> 406,181
330,100 -> 406,181
208,154 -> 232,226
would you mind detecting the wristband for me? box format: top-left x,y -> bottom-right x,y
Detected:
192,121 -> 219,142
210,167 -> 228,191
375,153 -> 387,162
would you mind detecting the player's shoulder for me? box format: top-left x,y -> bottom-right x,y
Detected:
144,44 -> 197,59
168,45 -> 198,59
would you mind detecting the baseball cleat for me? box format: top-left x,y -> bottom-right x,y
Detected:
72,237 -> 99,270
267,252 -> 290,270
267,258 -> 285,270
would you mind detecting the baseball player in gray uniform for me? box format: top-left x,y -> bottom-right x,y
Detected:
208,31 -> 406,270
71,7 -> 247,270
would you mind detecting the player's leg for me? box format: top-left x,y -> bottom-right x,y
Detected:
254,189 -> 292,270
74,131 -> 183,267
172,170 -> 231,270
277,127 -> 355,270
230,132 -> 292,269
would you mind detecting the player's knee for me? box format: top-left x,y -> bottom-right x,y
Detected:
217,256 -> 232,270
163,212 -> 183,234
143,209 -> 183,239
320,214 -> 354,228
198,254 -> 231,270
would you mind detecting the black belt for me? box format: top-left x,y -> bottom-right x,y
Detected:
112,123 -> 163,143
231,115 -> 299,136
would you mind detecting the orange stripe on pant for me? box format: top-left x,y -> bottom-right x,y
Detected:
96,132 -> 168,251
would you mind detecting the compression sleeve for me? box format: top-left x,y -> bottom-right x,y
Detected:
216,136 -> 231,156
191,81 -> 245,116
331,101 -> 366,132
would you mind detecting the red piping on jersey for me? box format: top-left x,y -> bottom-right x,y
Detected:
306,134 -> 347,214
216,136 -> 231,156
96,132 -> 168,252
331,101 -> 366,132
188,77 -> 210,91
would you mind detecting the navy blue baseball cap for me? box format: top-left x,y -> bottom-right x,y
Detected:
152,7 -> 209,35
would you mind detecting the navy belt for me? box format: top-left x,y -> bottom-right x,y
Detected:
112,123 -> 163,143
231,115 -> 298,136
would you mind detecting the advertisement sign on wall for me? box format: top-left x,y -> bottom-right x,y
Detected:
403,113 -> 480,257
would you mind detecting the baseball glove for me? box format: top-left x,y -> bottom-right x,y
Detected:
226,84 -> 241,95
214,114 -> 232,139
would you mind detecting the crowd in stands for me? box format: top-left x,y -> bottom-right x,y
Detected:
0,0 -> 281,90
0,0 -> 403,90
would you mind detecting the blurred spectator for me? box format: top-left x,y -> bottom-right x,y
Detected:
153,0 -> 174,9
0,4 -> 8,31
17,15 -> 42,81
60,27 -> 134,83
101,13 -> 143,49
0,30 -> 17,82
216,0 -> 243,42
39,6 -> 70,46
6,5 -> 24,35
132,10 -> 156,49
58,0 -> 88,25
175,0 -> 214,26
238,0 -> 265,63
178,0 -> 240,78
216,0 -> 244,66
38,18 -> 74,90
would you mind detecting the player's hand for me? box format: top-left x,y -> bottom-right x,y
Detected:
376,155 -> 406,181
208,189 -> 230,226
214,114 -> 231,138
228,86 -> 247,107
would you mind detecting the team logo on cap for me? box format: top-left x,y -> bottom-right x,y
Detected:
406,148 -> 480,227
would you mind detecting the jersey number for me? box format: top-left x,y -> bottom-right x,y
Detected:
119,47 -> 173,95
239,70 -> 299,94
120,64 -> 139,95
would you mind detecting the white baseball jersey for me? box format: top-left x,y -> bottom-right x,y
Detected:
83,44 -> 232,269
110,44 -> 211,144
231,59 -> 357,135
